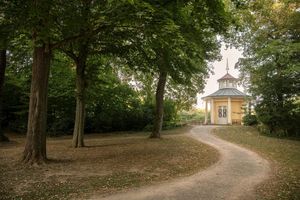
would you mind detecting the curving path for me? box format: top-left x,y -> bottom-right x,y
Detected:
90,126 -> 270,200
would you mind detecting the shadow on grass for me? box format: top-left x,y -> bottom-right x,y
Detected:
0,140 -> 19,148
47,158 -> 74,164
261,133 -> 300,141
243,125 -> 300,141
85,142 -> 135,148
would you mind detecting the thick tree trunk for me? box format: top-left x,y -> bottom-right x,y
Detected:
72,62 -> 86,148
22,45 -> 51,164
150,70 -> 167,138
0,49 -> 9,142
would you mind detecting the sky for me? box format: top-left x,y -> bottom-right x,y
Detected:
196,45 -> 243,109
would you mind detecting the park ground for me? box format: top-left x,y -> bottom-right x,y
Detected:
0,126 -> 219,200
214,126 -> 300,200
1,126 -> 299,200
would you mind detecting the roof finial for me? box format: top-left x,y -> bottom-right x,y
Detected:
226,58 -> 229,73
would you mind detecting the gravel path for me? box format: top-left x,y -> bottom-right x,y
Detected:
90,126 -> 270,200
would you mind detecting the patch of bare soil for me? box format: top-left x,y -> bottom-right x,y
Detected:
0,127 -> 219,200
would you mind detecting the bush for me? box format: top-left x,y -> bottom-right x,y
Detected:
257,124 -> 270,135
242,114 -> 258,126
2,75 -> 29,133
142,100 -> 179,131
178,109 -> 205,124
257,124 -> 292,137
143,121 -> 180,132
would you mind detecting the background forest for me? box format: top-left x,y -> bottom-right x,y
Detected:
2,51 -> 182,134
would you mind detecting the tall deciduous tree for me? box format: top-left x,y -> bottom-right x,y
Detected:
0,2 -> 13,142
21,0 -> 54,163
131,0 -> 233,138
60,0 -> 145,147
60,0 -> 90,147
0,48 -> 9,142
236,0 -> 300,136
3,0 -> 93,163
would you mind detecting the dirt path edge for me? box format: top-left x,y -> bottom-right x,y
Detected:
87,126 -> 270,200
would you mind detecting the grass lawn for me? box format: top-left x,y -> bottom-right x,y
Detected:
0,126 -> 219,200
213,126 -> 300,200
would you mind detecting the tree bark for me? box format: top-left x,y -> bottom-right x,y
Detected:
22,44 -> 51,164
150,70 -> 167,138
0,49 -> 9,142
72,61 -> 86,148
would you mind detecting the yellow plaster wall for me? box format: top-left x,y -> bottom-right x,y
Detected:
211,98 -> 246,124
231,100 -> 244,122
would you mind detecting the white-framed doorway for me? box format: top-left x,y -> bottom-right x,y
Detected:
218,106 -> 228,124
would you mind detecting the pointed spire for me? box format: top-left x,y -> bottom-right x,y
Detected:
226,58 -> 229,73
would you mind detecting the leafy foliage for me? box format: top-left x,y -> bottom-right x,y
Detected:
2,74 -> 29,132
236,0 -> 300,136
242,114 -> 258,126
1,1 -> 241,138
47,53 -> 76,135
2,52 -> 179,134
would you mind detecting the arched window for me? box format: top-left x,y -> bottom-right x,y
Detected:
218,107 -> 223,117
223,107 -> 227,117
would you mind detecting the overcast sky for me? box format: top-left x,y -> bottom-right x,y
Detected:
196,45 -> 243,109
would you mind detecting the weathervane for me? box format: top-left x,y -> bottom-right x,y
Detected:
226,58 -> 229,73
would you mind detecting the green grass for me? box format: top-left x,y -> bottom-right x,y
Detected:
0,126 -> 219,200
213,126 -> 300,200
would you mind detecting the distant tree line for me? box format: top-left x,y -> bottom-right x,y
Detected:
1,52 -> 178,134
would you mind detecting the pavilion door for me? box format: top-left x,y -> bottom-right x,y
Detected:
218,106 -> 227,124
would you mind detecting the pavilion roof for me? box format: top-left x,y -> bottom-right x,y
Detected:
217,73 -> 238,81
202,88 -> 248,99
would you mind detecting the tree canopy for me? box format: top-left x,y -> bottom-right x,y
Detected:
237,0 -> 300,136
1,0 -> 245,163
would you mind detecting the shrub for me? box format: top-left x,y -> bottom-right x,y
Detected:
242,114 -> 258,126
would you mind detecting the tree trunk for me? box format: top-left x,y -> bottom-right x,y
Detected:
0,49 -> 9,142
22,45 -> 51,164
72,62 -> 86,148
150,70 -> 167,138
